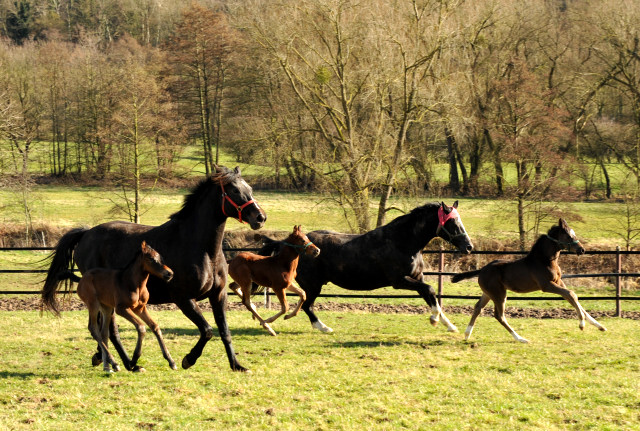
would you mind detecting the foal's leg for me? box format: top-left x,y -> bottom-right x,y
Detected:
493,295 -> 528,343
465,293 -> 491,341
135,305 -> 178,370
401,276 -> 458,332
284,284 -> 306,320
96,306 -> 120,371
238,283 -> 277,336
543,281 -> 607,332
115,305 -> 148,371
264,287 -> 289,324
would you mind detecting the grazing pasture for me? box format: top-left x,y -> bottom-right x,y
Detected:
0,309 -> 638,430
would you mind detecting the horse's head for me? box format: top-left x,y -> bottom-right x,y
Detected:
218,166 -> 267,230
284,225 -> 321,257
141,241 -> 174,282
547,218 -> 585,255
436,201 -> 473,254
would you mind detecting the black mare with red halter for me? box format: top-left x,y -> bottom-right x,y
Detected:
257,201 -> 473,333
42,166 -> 266,372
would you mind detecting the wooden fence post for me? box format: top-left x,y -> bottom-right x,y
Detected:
615,246 -> 621,317
437,248 -> 444,306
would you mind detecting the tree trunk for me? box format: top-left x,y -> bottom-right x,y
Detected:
445,127 -> 460,194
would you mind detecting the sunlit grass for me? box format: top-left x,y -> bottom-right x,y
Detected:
0,310 -> 638,430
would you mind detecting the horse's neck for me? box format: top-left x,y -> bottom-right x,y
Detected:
121,258 -> 150,291
277,246 -> 300,265
529,237 -> 561,263
163,192 -> 227,256
389,210 -> 439,253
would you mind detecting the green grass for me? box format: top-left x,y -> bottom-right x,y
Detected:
0,309 -> 638,430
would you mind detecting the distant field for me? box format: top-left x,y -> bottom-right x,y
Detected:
1,184 -> 637,250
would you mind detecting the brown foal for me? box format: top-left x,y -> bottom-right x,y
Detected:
228,225 -> 321,336
452,219 -> 606,343
76,241 -> 176,372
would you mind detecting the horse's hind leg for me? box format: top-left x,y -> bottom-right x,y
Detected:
543,282 -> 607,332
465,293 -> 491,341
494,296 -> 528,343
401,276 -> 458,332
284,284 -> 306,320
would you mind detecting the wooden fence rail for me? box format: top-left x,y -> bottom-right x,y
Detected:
2,247 -> 639,317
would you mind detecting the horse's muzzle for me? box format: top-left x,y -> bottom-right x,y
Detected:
247,207 -> 267,230
163,268 -> 174,282
575,246 -> 585,256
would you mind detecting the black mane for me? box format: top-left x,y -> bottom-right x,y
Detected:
170,167 -> 238,221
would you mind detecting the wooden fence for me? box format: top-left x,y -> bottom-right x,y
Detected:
1,247 -> 639,317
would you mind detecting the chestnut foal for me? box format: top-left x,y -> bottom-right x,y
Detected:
452,219 -> 606,343
75,241 -> 176,372
228,225 -> 320,336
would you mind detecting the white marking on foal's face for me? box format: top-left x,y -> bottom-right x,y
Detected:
569,228 -> 576,238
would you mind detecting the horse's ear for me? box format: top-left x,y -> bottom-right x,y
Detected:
559,218 -> 568,229
141,240 -> 147,251
234,166 -> 241,175
452,200 -> 458,209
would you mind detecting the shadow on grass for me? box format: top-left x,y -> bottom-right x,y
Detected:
160,326 -> 303,337
0,370 -> 38,379
329,338 -> 450,349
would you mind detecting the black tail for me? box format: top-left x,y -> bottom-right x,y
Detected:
41,228 -> 88,315
451,269 -> 482,283
58,270 -> 82,283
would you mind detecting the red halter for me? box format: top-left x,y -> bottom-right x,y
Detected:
220,181 -> 258,224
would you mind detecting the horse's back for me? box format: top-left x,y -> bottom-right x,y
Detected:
478,258 -> 545,293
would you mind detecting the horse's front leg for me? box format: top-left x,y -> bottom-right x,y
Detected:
106,313 -> 134,371
136,305 -> 177,370
264,287 -> 288,324
238,283 -> 276,336
209,290 -> 248,372
176,298 -> 217,370
400,276 -> 458,332
284,284 -> 306,320
115,306 -> 148,371
543,281 -> 607,332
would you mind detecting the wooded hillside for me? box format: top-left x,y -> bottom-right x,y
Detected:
1,0 -> 640,236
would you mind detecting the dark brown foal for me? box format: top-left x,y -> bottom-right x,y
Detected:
76,241 -> 176,372
452,219 -> 606,343
228,225 -> 321,336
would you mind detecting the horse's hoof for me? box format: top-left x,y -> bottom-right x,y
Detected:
447,326 -> 459,333
518,338 -> 529,344
112,364 -> 121,372
312,321 -> 334,333
171,364 -> 178,370
429,315 -> 439,326
264,325 -> 277,336
599,326 -> 607,332
133,367 -> 146,373
91,353 -> 102,367
181,356 -> 193,370
232,363 -> 250,373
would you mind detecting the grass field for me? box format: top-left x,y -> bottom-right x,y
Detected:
0,309 -> 638,430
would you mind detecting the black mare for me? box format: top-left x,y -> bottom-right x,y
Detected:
257,201 -> 473,333
42,166 -> 266,372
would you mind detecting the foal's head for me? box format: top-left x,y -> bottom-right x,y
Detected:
284,225 -> 321,257
547,219 -> 585,255
140,241 -> 174,282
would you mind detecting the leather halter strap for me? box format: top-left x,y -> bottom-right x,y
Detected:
220,181 -> 258,224
436,206 -> 469,241
283,241 -> 315,255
